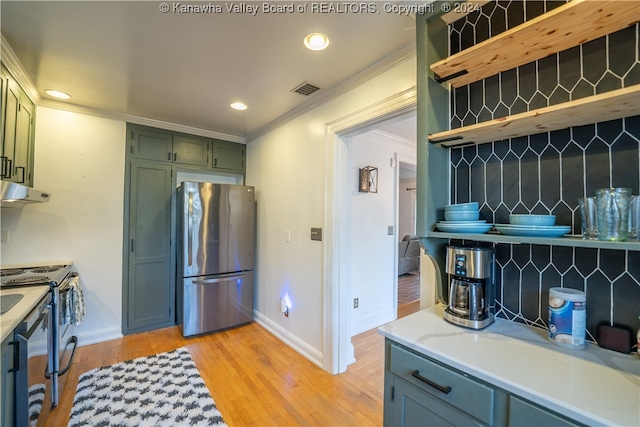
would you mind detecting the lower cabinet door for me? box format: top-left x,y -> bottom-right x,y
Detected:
391,378 -> 484,427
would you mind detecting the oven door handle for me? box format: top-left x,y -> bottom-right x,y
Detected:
45,335 -> 78,378
57,336 -> 78,376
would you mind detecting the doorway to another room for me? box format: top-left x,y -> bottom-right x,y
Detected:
346,112 -> 419,342
397,161 -> 420,317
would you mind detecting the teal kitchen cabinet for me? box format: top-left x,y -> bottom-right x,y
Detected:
212,139 -> 245,173
384,341 -> 499,426
1,334 -> 15,426
124,160 -> 174,333
1,64 -> 35,186
383,340 -> 583,427
128,125 -> 174,162
128,125 -> 210,167
172,134 -> 210,167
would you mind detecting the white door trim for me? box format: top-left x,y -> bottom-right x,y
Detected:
322,87 -> 417,374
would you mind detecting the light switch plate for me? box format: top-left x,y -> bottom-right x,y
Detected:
311,227 -> 322,241
0,230 -> 8,244
388,225 -> 394,235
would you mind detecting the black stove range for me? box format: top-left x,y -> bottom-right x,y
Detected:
1,264 -> 72,288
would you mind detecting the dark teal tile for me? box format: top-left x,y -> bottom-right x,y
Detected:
608,25 -> 638,78
581,37 -> 607,86
611,132 -> 639,192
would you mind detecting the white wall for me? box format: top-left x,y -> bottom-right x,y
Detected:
246,56 -> 416,367
348,131 -> 416,336
1,107 -> 126,344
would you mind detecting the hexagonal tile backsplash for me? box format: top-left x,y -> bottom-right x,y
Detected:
448,1 -> 640,341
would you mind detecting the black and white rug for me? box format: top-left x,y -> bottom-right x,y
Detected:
68,347 -> 226,427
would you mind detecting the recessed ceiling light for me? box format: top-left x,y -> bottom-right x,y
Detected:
230,102 -> 247,111
45,89 -> 71,100
304,33 -> 330,51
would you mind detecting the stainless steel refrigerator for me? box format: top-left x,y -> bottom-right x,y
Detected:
177,182 -> 255,337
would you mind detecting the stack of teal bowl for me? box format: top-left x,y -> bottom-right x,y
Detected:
494,214 -> 571,237
436,202 -> 493,234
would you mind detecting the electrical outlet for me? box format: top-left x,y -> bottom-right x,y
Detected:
0,230 -> 8,244
353,298 -> 359,309
387,225 -> 394,235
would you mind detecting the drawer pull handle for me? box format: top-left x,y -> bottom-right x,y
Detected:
411,370 -> 452,394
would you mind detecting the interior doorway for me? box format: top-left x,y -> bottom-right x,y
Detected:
321,88 -> 417,375
397,161 -> 421,316
338,110 -> 418,365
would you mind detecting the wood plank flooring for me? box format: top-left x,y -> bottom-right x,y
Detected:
44,302 -> 419,427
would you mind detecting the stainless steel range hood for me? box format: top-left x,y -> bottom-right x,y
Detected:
1,181 -> 51,207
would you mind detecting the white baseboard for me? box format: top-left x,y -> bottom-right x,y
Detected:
253,310 -> 324,369
351,305 -> 395,337
27,326 -> 122,357
75,325 -> 123,347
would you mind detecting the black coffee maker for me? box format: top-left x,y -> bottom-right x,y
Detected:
443,245 -> 495,329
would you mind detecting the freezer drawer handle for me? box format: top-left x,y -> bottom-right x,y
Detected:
188,191 -> 193,266
193,275 -> 245,285
411,370 -> 452,394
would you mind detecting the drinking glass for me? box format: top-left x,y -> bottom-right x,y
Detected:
578,197 -> 597,240
629,195 -> 640,241
595,188 -> 632,241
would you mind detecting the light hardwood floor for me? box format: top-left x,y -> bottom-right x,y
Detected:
44,302 -> 419,427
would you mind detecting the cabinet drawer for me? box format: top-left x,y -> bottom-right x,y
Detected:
390,344 -> 495,425
508,396 -> 581,427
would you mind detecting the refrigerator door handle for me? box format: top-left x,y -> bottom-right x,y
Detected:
188,191 -> 193,266
192,274 -> 246,285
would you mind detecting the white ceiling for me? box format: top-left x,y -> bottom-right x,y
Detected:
1,1 -> 417,141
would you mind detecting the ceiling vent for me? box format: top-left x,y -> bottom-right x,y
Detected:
291,82 -> 320,96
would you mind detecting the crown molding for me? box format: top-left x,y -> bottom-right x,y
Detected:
1,34 -> 41,104
245,40 -> 417,142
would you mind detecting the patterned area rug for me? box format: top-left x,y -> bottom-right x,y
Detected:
68,347 -> 226,427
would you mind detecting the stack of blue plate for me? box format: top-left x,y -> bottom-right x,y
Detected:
495,214 -> 570,237
436,202 -> 493,234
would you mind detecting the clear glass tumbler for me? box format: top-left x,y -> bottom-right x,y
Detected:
595,187 -> 632,241
629,195 -> 640,242
578,197 -> 598,240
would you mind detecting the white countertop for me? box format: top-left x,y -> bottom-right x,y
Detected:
378,305 -> 640,427
1,286 -> 49,342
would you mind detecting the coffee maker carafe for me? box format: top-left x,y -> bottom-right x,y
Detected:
444,245 -> 495,329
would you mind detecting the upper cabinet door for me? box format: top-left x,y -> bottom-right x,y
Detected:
172,134 -> 210,167
129,126 -> 173,162
212,140 -> 245,172
1,66 -> 35,185
2,76 -> 20,181
15,95 -> 34,185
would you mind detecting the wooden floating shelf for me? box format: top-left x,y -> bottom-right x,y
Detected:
428,85 -> 640,147
431,0 -> 640,88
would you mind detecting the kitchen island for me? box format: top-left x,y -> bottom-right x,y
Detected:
378,305 -> 639,426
